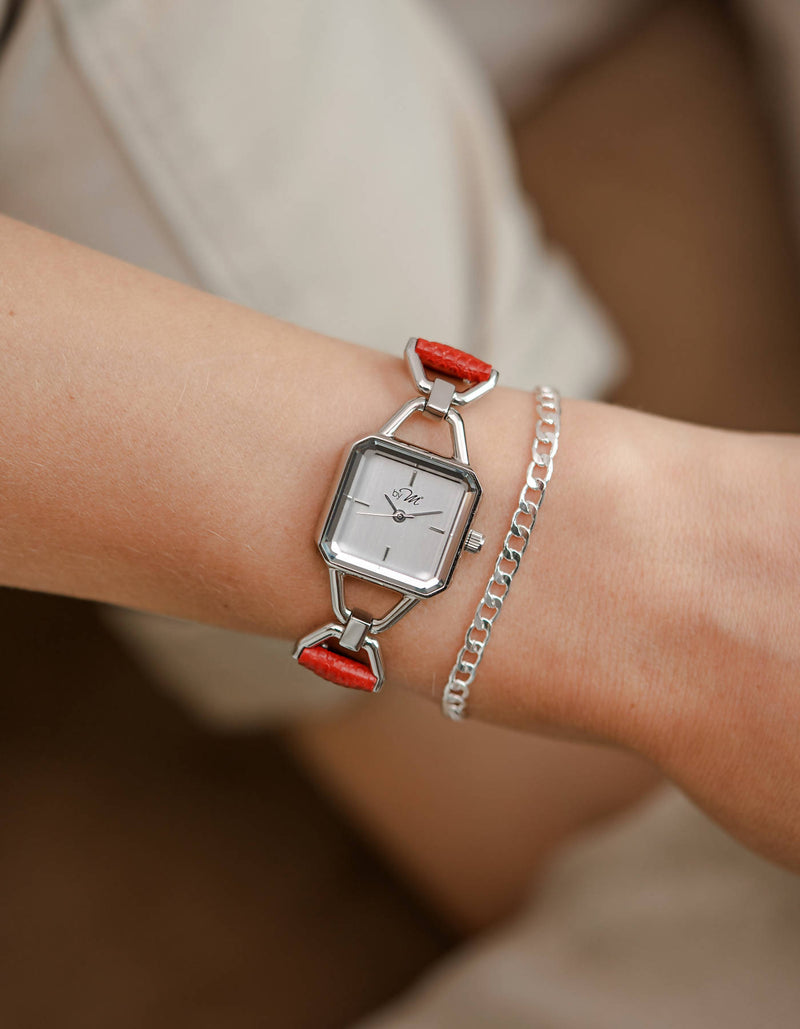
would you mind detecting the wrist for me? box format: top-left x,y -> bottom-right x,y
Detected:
645,429 -> 800,865
384,401 -> 732,750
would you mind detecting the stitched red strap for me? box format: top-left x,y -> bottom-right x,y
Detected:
297,645 -> 378,692
415,338 -> 493,383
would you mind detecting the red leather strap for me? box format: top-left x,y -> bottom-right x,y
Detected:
415,338 -> 493,383
297,644 -> 378,692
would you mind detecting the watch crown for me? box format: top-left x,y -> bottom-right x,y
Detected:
464,529 -> 485,554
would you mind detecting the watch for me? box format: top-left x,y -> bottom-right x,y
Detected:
292,337 -> 498,693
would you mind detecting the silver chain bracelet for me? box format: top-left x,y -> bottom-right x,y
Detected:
441,386 -> 561,720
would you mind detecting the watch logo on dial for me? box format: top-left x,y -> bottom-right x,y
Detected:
391,487 -> 423,506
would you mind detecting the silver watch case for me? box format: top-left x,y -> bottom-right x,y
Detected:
318,434 -> 482,598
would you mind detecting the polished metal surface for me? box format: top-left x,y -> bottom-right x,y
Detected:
371,594 -> 420,634
294,337 -> 499,695
425,376 -> 456,419
319,434 -> 481,598
329,565 -> 420,635
442,386 -> 561,721
339,614 -> 371,653
329,568 -> 350,623
464,529 -> 485,553
378,397 -> 471,465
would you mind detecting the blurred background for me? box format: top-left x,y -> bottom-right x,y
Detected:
2,1 -> 800,1026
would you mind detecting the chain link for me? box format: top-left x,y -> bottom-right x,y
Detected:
441,387 -> 561,720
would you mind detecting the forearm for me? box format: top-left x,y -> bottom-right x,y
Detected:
0,213 -> 387,635
2,215 -> 798,865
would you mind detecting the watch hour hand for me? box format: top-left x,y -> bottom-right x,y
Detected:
384,493 -> 399,513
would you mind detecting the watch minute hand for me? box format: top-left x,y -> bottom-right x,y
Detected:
354,509 -> 444,518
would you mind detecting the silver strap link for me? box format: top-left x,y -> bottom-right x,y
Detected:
441,386 -> 561,720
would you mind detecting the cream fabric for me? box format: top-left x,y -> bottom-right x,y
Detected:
360,786 -> 800,1028
433,0 -> 648,112
0,0 -> 626,723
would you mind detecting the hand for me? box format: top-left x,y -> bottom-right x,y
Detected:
384,400 -> 800,873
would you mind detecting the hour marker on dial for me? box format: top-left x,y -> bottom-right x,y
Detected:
320,435 -> 482,596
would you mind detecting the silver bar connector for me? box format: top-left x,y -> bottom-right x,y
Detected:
425,377 -> 456,419
339,614 -> 372,653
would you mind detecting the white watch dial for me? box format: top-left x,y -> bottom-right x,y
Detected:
319,437 -> 480,596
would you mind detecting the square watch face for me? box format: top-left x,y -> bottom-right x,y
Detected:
319,436 -> 481,597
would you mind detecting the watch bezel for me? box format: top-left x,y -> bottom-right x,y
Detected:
318,434 -> 482,598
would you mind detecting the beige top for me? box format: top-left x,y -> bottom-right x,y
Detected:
359,785 -> 800,1029
0,0 -> 622,386
0,0 -> 627,724
3,2 -> 800,1027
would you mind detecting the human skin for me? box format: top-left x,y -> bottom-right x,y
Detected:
291,0 -> 800,931
1,213 -> 799,869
